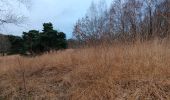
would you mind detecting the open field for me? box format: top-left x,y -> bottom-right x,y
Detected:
0,40 -> 170,100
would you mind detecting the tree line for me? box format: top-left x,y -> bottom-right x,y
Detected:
0,23 -> 67,56
73,0 -> 170,45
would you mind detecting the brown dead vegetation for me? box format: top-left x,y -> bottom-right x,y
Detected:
0,40 -> 170,100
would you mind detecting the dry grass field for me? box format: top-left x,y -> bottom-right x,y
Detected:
0,40 -> 170,100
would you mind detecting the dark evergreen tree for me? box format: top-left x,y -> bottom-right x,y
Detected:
7,35 -> 24,54
43,23 -> 53,32
22,30 -> 40,54
40,23 -> 67,51
21,22 -> 67,55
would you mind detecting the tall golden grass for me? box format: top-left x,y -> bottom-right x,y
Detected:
0,40 -> 170,100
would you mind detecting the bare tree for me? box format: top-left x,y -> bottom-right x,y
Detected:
123,0 -> 143,41
111,0 -> 124,37
155,0 -> 170,38
73,0 -> 170,45
0,0 -> 30,26
73,0 -> 108,45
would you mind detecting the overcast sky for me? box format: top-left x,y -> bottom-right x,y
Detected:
1,0 -> 113,38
